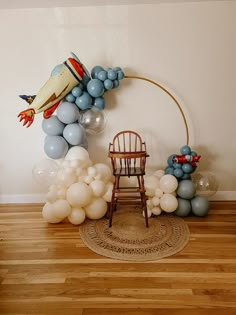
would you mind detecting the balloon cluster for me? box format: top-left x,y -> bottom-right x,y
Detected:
38,146 -> 114,225
165,145 -> 201,180
42,65 -> 125,160
144,170 -> 179,216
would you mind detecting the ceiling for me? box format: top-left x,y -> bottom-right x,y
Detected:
0,0 -> 222,10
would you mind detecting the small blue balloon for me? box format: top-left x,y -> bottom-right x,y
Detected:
42,115 -> 65,136
87,79 -> 105,98
107,69 -> 117,80
182,163 -> 194,174
44,136 -> 69,159
177,179 -> 196,199
93,97 -> 105,110
182,174 -> 191,180
91,66 -> 104,79
104,79 -> 113,90
165,167 -> 174,175
72,86 -> 83,98
117,70 -> 125,80
174,168 -> 184,178
97,70 -> 108,81
174,198 -> 192,217
57,102 -> 79,124
167,154 -> 175,167
180,145 -> 191,155
63,123 -> 84,145
113,80 -> 120,88
75,92 -> 93,110
191,196 -> 209,216
191,151 -> 198,156
113,66 -> 122,72
173,162 -> 182,169
65,93 -> 76,103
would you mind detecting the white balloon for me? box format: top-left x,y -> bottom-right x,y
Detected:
68,207 -> 86,225
90,180 -> 106,197
142,208 -> 152,218
42,202 -> 62,223
146,199 -> 153,208
46,190 -> 57,203
84,198 -> 107,219
155,188 -> 164,198
87,166 -> 97,177
69,159 -> 81,169
160,194 -> 178,212
94,163 -> 112,183
52,199 -> 71,219
152,196 -> 160,206
153,169 -> 165,179
145,175 -> 160,191
145,188 -> 155,197
152,206 -> 162,216
159,174 -> 178,194
65,146 -> 90,161
102,182 -> 113,202
66,182 -> 93,207
83,175 -> 94,185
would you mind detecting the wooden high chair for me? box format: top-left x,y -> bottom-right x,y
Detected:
108,130 -> 149,227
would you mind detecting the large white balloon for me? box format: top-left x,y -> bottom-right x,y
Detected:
159,174 -> 178,194
160,193 -> 178,212
68,207 -> 86,225
94,163 -> 112,183
42,202 -> 62,223
66,182 -> 93,207
65,146 -> 90,161
85,198 -> 107,219
52,199 -> 71,219
90,180 -> 106,197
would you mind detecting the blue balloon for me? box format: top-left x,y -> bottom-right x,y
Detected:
72,86 -> 83,98
104,79 -> 113,90
113,80 -> 120,88
87,79 -> 105,98
75,92 -> 93,110
174,168 -> 184,178
191,151 -> 197,156
167,154 -> 175,167
113,66 -> 122,72
180,145 -> 191,155
91,66 -> 104,79
174,198 -> 192,217
63,123 -> 84,145
107,69 -> 117,80
117,70 -> 125,80
93,97 -> 105,110
182,174 -> 191,180
42,115 -> 65,136
165,167 -> 174,175
191,196 -> 209,216
173,162 -> 182,169
97,70 -> 108,81
65,93 -> 76,103
182,163 -> 194,174
177,179 -> 196,199
44,136 -> 69,159
57,102 -> 80,124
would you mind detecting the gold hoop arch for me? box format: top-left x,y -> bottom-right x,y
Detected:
125,75 -> 189,146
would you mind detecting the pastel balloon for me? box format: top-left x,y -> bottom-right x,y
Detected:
90,180 -> 106,197
160,194 -> 178,212
57,101 -> 80,124
42,202 -> 62,223
94,163 -> 112,183
87,79 -> 105,98
175,198 -> 192,217
93,97 -> 105,110
63,123 -> 84,145
44,136 -> 69,159
75,91 -> 92,110
66,182 -> 93,207
91,66 -> 104,79
153,169 -> 165,179
65,146 -> 89,162
152,206 -> 162,216
52,199 -> 71,219
42,115 -> 65,136
84,198 -> 107,219
102,182 -> 113,202
68,207 -> 86,225
177,179 -> 196,199
191,195 -> 209,216
159,174 -> 178,194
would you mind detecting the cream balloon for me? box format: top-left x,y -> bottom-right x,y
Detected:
152,196 -> 160,206
66,182 -> 93,207
68,207 -> 86,225
102,182 -> 113,202
90,180 -> 106,197
84,198 -> 107,219
160,193 -> 178,213
52,199 -> 71,219
145,175 -> 160,191
94,163 -> 112,183
152,206 -> 162,216
142,208 -> 152,218
65,146 -> 89,161
159,174 -> 178,194
153,169 -> 165,179
42,202 -> 62,223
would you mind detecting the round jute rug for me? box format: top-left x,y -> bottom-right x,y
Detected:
79,208 -> 190,261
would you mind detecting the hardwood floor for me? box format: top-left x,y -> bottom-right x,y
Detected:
0,201 -> 236,315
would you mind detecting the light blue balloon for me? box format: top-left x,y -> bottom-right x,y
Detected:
180,145 -> 191,155
174,168 -> 184,178
165,167 -> 174,175
91,66 -> 104,79
44,136 -> 69,159
42,115 -> 65,136
87,79 -> 105,98
167,154 -> 175,167
93,97 -> 105,110
104,79 -> 113,90
113,80 -> 120,88
113,66 -> 122,72
107,69 -> 117,80
57,102 -> 79,124
63,123 -> 84,145
173,162 -> 182,169
75,92 -> 93,110
174,198 -> 192,217
117,70 -> 125,80
191,195 -> 209,216
65,93 -> 76,103
191,151 -> 197,156
182,163 -> 194,174
177,179 -> 196,199
97,70 -> 108,81
72,86 -> 83,98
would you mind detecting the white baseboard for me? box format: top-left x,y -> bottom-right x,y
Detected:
0,191 -> 235,204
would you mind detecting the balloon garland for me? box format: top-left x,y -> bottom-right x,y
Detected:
18,52 -> 217,225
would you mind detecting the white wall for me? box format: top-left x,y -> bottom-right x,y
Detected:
0,0 -> 235,202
